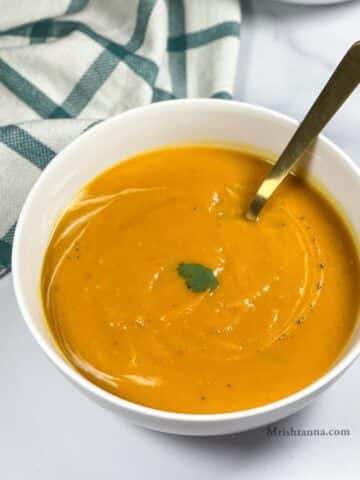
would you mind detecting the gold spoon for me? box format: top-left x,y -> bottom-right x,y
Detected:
246,41 -> 360,222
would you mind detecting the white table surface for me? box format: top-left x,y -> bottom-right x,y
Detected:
1,1 -> 360,478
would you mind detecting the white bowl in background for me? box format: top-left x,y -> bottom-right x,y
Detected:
275,0 -> 352,5
12,99 -> 360,436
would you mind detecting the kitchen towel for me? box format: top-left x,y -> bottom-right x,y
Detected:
0,0 -> 241,276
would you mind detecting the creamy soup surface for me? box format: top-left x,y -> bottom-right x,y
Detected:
42,146 -> 360,413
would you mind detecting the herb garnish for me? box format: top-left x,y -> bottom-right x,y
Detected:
177,262 -> 219,293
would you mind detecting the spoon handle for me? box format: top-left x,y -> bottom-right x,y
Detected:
246,41 -> 360,221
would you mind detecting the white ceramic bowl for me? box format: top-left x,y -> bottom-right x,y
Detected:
275,0 -> 352,5
13,100 -> 360,436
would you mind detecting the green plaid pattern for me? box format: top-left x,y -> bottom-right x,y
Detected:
0,0 -> 241,277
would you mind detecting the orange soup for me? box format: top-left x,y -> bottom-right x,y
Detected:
41,146 -> 360,413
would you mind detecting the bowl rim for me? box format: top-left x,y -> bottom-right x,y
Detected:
12,98 -> 360,423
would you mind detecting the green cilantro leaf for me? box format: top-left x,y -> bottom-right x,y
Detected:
177,263 -> 219,293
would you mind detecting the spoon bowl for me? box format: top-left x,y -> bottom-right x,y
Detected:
12,99 -> 360,435
246,41 -> 360,221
